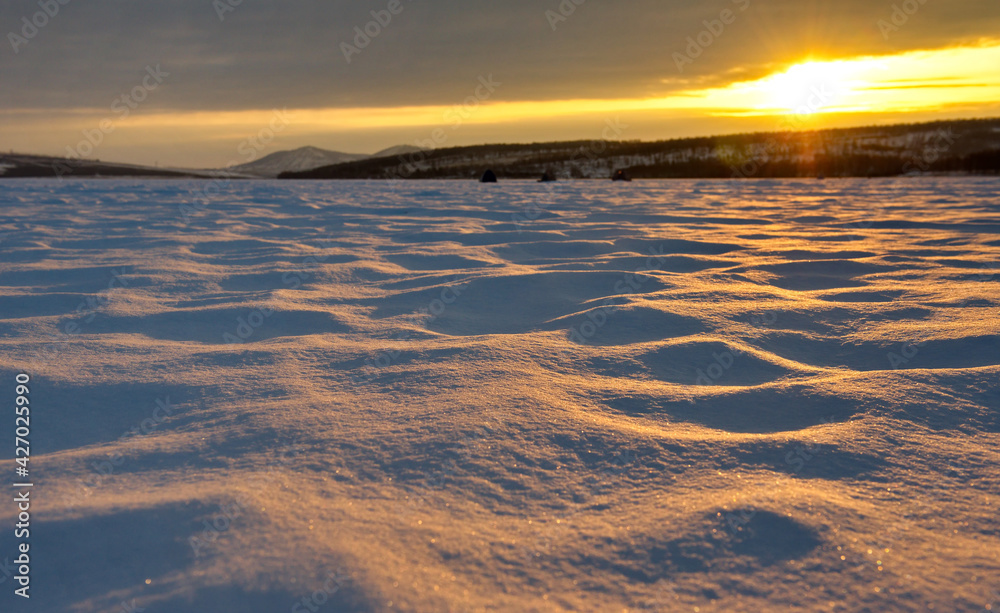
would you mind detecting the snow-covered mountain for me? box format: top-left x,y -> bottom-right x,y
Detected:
229,145 -> 430,178
369,144 -> 426,159
229,146 -> 369,178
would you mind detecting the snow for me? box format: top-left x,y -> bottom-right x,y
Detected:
0,177 -> 998,612
229,146 -> 368,177
369,145 -> 427,159
228,146 -> 428,178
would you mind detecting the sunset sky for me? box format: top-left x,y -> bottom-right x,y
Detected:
2,0 -> 999,168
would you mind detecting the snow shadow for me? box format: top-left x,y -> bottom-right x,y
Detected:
0,503 -> 372,613
602,386 -> 861,434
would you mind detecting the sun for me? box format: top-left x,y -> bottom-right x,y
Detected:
669,43 -> 1000,120
753,59 -> 865,115
680,56 -> 881,119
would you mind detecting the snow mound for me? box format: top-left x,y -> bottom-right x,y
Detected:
1,177 -> 998,613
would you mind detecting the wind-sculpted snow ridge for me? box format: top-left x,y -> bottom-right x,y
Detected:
0,177 -> 998,612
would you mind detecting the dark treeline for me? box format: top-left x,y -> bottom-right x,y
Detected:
932,149 -> 1000,174
0,153 -> 204,179
628,151 -> 1000,179
282,118 -> 1000,180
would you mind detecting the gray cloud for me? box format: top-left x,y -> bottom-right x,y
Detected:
1,0 -> 997,113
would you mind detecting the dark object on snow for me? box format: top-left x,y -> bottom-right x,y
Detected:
539,172 -> 557,182
612,169 -> 632,182
480,169 -> 498,183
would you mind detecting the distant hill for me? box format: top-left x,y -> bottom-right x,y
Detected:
0,145 -> 431,180
280,118 -> 1000,180
228,145 -> 429,177
369,145 -> 427,159
0,152 -> 207,179
229,146 -> 368,178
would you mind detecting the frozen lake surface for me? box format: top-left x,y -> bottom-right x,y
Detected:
0,177 -> 998,612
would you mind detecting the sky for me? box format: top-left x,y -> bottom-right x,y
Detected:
1,0 -> 999,168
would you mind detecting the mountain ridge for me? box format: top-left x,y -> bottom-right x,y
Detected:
3,119 -> 999,180
279,117 -> 1000,180
227,144 -> 431,177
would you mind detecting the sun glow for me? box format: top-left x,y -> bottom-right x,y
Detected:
6,42 -> 1000,167
167,42 -> 1000,128
754,60 -> 869,114
693,42 -> 1000,118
